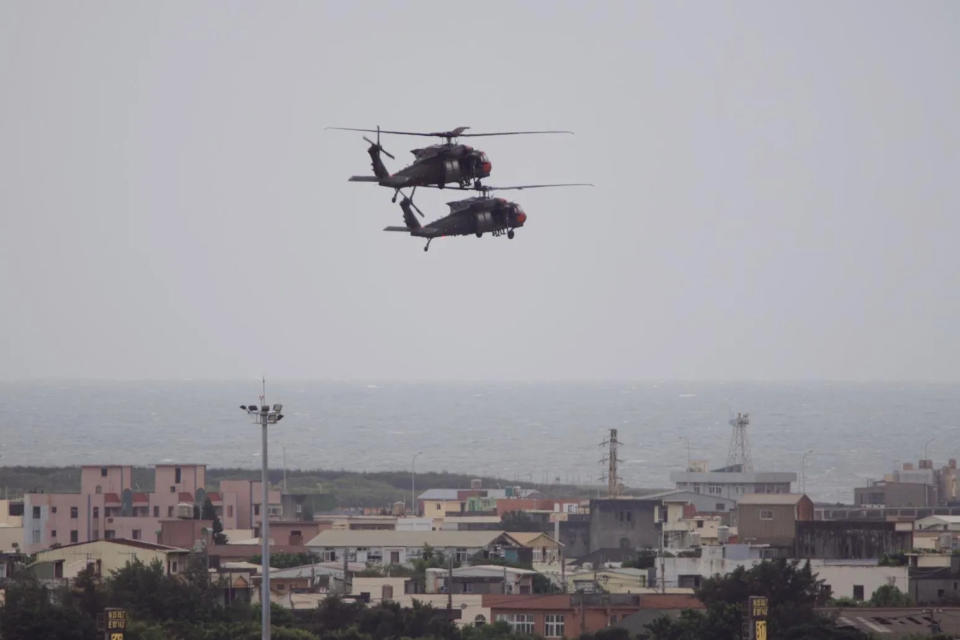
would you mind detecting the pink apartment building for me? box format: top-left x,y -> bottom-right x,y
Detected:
23,464 -> 282,554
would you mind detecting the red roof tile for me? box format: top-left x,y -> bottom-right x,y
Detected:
132,492 -> 149,503
104,493 -> 121,504
207,492 -> 221,502
178,492 -> 194,502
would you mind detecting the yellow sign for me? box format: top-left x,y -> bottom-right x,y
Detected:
109,633 -> 124,640
750,596 -> 768,619
106,609 -> 127,630
754,619 -> 767,640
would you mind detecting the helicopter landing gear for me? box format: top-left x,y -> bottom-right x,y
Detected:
508,230 -> 515,239
474,179 -> 483,189
391,189 -> 400,203
476,232 -> 483,238
424,238 -> 433,252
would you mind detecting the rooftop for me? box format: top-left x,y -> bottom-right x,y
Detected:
738,493 -> 809,505
306,529 -> 510,548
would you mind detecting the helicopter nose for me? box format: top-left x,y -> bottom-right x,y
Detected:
481,161 -> 492,175
516,211 -> 526,225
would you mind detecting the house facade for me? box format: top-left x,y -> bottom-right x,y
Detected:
306,530 -> 521,566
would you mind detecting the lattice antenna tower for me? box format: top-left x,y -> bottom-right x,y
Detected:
726,412 -> 752,471
599,428 -> 623,497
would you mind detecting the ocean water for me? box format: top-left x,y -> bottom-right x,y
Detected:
0,380 -> 958,504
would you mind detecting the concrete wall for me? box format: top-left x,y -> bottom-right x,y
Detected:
738,504 -> 799,547
795,521 -> 912,559
588,499 -> 659,552
810,561 -> 908,601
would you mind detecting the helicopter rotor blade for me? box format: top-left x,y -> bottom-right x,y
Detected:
430,183 -> 594,192
457,130 -> 574,137
327,126 -> 574,140
361,135 -> 395,160
477,183 -> 594,191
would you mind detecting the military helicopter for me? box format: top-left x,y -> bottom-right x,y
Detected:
383,184 -> 592,252
328,126 -> 573,201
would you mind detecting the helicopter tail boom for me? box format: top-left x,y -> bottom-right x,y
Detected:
348,176 -> 379,182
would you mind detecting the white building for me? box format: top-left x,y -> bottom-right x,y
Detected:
305,530 -> 520,566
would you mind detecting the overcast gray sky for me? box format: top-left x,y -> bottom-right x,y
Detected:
1,1 -> 957,381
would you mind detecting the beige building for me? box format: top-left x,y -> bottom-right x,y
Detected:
506,532 -> 563,565
32,538 -> 190,580
737,494 -> 813,547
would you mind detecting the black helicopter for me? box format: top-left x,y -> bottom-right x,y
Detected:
328,126 -> 572,201
384,184 -> 591,252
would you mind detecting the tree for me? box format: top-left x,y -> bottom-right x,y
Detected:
869,584 -> 913,607
201,496 -> 228,544
643,560 -> 870,640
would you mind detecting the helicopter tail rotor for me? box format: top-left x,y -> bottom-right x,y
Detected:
362,125 -> 395,160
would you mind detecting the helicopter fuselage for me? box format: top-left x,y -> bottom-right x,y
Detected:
373,143 -> 491,189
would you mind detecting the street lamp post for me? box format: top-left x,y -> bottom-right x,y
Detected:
800,449 -> 814,495
241,400 -> 284,640
411,451 -> 423,516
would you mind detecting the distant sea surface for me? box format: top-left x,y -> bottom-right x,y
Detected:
1,381 -> 958,504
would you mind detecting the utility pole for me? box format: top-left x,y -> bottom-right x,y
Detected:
411,451 -> 423,516
599,428 -> 622,497
241,381 -> 285,640
800,449 -> 814,494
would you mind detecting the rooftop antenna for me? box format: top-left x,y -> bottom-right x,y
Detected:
726,412 -> 753,471
599,428 -> 622,497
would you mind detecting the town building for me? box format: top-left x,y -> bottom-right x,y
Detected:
737,494 -> 814,548
483,593 -> 704,638
425,565 -> 537,594
20,465 -> 284,554
305,529 -> 525,566
853,459 -> 959,508
669,462 -> 796,502
794,520 -> 912,559
588,497 -> 661,553
30,538 -> 190,582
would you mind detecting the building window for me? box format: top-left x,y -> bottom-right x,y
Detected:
168,506 -> 174,517
32,529 -> 41,544
759,510 -> 773,520
105,530 -> 116,540
153,506 -> 159,517
254,504 -> 260,516
170,486 -> 176,493
51,506 -> 57,514
70,506 -> 78,519
101,467 -> 108,477
456,548 -> 469,563
696,520 -> 704,529
70,530 -> 78,543
32,506 -> 41,519
51,529 -> 57,538
171,561 -> 178,573
227,505 -> 234,518
545,614 -> 565,636
175,467 -> 182,483
497,614 -> 535,635
609,614 -> 618,627
93,507 -> 99,518
95,485 -> 102,494
716,503 -> 725,511
132,529 -> 142,540
436,503 -> 442,511
853,585 -> 864,601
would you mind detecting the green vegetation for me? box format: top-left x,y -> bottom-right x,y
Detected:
0,557 -> 468,640
869,584 -> 913,607
638,559 -> 870,640
0,466 -> 594,509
